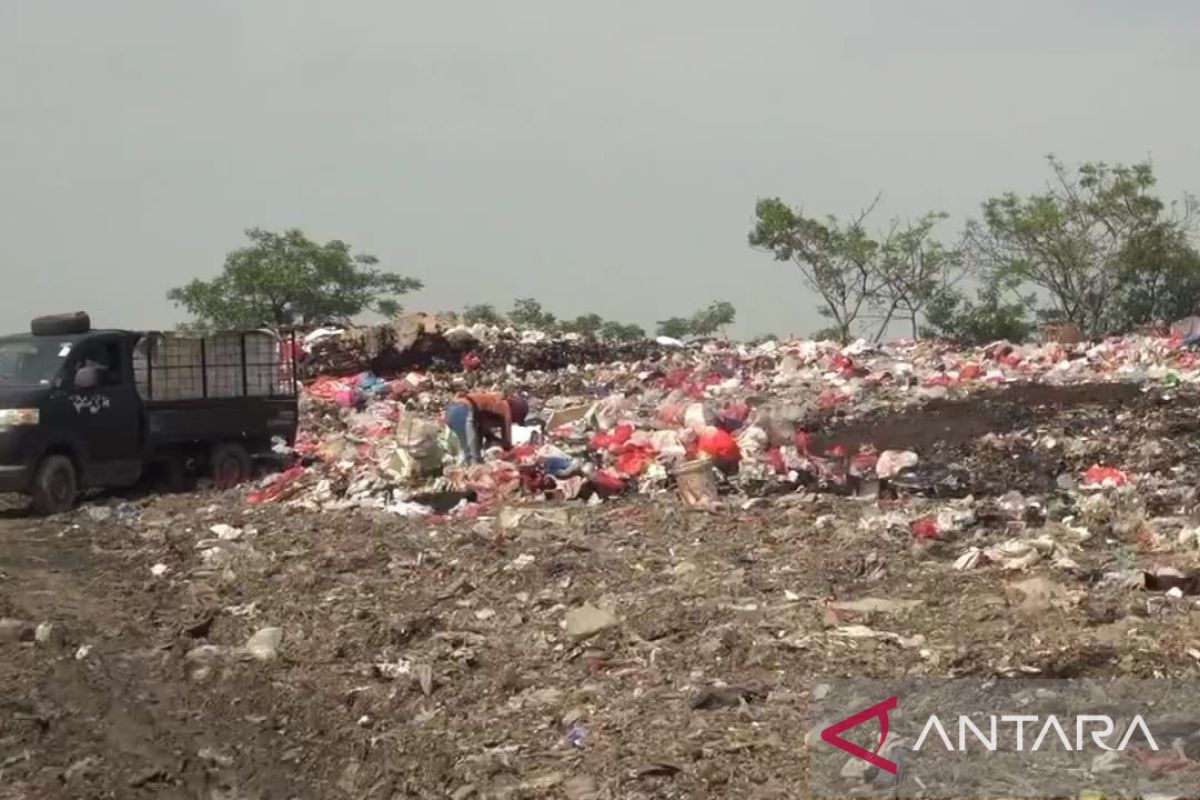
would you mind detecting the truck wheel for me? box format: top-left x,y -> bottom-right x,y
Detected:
155,457 -> 191,493
30,456 -> 78,516
211,443 -> 251,490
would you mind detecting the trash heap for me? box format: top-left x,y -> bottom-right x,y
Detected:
301,313 -> 672,377
247,322 -> 1200,523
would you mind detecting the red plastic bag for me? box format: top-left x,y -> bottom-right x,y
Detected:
910,516 -> 940,540
850,450 -> 878,475
615,449 -> 649,477
247,466 -> 306,504
830,353 -> 853,372
958,363 -> 982,380
589,423 -> 634,451
698,427 -> 740,463
306,376 -> 347,403
1000,353 -> 1023,367
591,468 -> 627,495
1084,465 -> 1129,487
506,443 -> 537,463
461,352 -> 482,370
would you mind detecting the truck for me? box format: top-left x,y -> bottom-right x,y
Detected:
0,312 -> 298,514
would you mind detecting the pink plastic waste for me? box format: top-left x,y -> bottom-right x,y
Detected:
959,363 -> 982,380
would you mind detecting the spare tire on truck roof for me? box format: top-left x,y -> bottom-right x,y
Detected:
31,312 -> 91,336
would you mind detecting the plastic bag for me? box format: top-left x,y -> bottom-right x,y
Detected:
394,416 -> 448,476
698,426 -> 740,463
590,423 -> 634,451
684,402 -> 716,433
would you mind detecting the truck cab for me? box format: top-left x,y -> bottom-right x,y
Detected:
0,313 -> 297,514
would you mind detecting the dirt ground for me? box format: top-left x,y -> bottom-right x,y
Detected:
4,383 -> 1200,799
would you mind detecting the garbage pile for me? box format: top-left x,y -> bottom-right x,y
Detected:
250,325 -> 1200,524
301,313 -> 674,377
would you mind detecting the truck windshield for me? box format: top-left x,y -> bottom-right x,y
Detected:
0,339 -> 71,385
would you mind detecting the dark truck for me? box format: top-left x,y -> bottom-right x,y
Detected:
0,312 -> 298,514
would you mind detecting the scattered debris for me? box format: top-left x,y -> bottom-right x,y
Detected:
564,605 -> 618,640
243,627 -> 283,661
7,328 -> 1200,794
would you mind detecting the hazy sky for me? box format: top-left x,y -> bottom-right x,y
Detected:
2,1 -> 1197,337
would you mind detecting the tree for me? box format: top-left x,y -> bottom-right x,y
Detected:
966,156 -> 1196,336
922,284 -> 1035,345
870,213 -> 962,340
655,317 -> 692,339
689,301 -> 736,337
462,304 -> 505,326
560,313 -> 605,337
1112,224 -> 1200,326
750,197 -> 882,343
508,298 -> 558,331
599,321 -> 646,342
168,228 -> 421,329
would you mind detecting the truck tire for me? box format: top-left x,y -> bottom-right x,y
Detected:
30,312 -> 91,336
211,442 -> 251,490
30,456 -> 78,516
154,456 -> 192,494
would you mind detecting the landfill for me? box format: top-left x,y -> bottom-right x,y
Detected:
272,319 -> 1200,523
9,321 -> 1200,796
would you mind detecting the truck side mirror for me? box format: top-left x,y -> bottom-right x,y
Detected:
75,366 -> 101,390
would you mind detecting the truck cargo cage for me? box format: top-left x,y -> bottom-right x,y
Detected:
133,330 -> 297,402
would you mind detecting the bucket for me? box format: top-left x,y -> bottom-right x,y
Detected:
674,459 -> 718,506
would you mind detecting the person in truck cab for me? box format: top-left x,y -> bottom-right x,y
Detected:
445,392 -> 528,464
72,340 -> 121,386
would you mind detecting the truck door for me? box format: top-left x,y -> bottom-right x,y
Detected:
63,335 -> 143,487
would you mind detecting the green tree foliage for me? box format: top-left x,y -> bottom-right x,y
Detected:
750,197 -> 881,343
1112,224 -> 1200,326
168,228 -> 421,329
967,156 -> 1199,336
654,302 -> 738,339
810,326 -> 844,342
871,213 -> 961,340
508,298 -> 558,331
599,321 -> 646,342
655,317 -> 692,339
688,301 -> 736,337
461,299 -> 645,341
462,303 -> 505,326
560,313 -> 605,337
922,285 -> 1035,345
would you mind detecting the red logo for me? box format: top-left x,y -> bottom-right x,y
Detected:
820,696 -> 898,775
